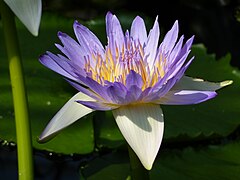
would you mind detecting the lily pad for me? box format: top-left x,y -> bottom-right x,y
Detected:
151,140 -> 240,179
163,44 -> 240,140
80,149 -> 130,180
79,140 -> 240,179
0,14 -> 95,154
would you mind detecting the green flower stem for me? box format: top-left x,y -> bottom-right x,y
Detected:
128,145 -> 150,180
0,1 -> 33,180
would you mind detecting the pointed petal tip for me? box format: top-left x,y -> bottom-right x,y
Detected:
37,122 -> 63,143
37,133 -> 50,143
113,104 -> 164,171
37,130 -> 58,143
132,15 -> 145,25
106,11 -> 114,19
31,30 -> 39,37
190,35 -> 195,41
4,0 -> 42,36
38,134 -> 45,143
106,11 -> 113,15
27,17 -> 41,37
154,16 -> 159,24
221,80 -> 233,87
38,54 -> 45,60
173,20 -> 179,27
144,164 -> 153,171
57,31 -> 67,37
74,20 -> 79,24
38,53 -> 49,63
38,92 -> 95,143
73,20 -> 83,29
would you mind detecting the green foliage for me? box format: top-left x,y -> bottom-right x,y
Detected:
80,141 -> 240,179
163,44 -> 240,141
151,141 -> 240,180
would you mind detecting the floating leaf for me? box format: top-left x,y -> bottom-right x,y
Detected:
163,44 -> 240,141
80,150 -> 130,179
79,141 -> 240,179
0,14 -> 94,154
151,141 -> 240,179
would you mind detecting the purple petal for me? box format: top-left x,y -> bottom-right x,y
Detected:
77,100 -> 118,111
79,76 -> 112,102
106,12 -> 124,57
73,21 -> 105,57
168,35 -> 184,65
171,36 -> 194,66
143,77 -> 177,102
126,70 -> 143,90
106,82 -> 128,104
159,90 -> 217,105
57,32 -> 86,67
145,16 -> 160,68
160,20 -> 179,54
139,87 -> 152,100
125,85 -> 143,102
130,16 -> 147,45
165,56 -> 194,84
166,52 -> 193,80
39,52 -> 78,81
163,36 -> 194,81
65,79 -> 102,101
166,35 -> 194,75
143,57 -> 193,102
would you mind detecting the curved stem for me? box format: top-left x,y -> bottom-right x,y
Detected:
128,145 -> 150,180
0,1 -> 33,180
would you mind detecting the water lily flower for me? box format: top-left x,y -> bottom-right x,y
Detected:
38,12 -> 232,170
4,0 -> 42,36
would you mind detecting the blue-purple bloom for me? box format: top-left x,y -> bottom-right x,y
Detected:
39,12 -> 232,170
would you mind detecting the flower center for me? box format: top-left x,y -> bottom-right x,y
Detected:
84,39 -> 167,90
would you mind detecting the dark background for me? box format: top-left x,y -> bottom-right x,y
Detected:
42,0 -> 240,68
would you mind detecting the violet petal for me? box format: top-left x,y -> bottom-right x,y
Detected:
130,16 -> 147,45
159,90 -> 217,105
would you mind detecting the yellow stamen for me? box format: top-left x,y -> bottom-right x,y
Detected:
84,41 -> 167,90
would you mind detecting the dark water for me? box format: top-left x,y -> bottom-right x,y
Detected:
0,142 -> 81,180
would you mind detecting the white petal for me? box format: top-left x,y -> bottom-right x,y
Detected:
173,76 -> 233,91
39,92 -> 95,142
4,0 -> 42,36
112,104 -> 164,170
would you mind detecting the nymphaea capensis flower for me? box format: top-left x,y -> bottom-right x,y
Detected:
39,12 -> 232,170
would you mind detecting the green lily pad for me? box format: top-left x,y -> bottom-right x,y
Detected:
79,140 -> 240,179
163,44 -> 240,140
94,111 -> 124,149
80,149 -> 130,180
0,14 -> 94,154
151,140 -> 240,179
